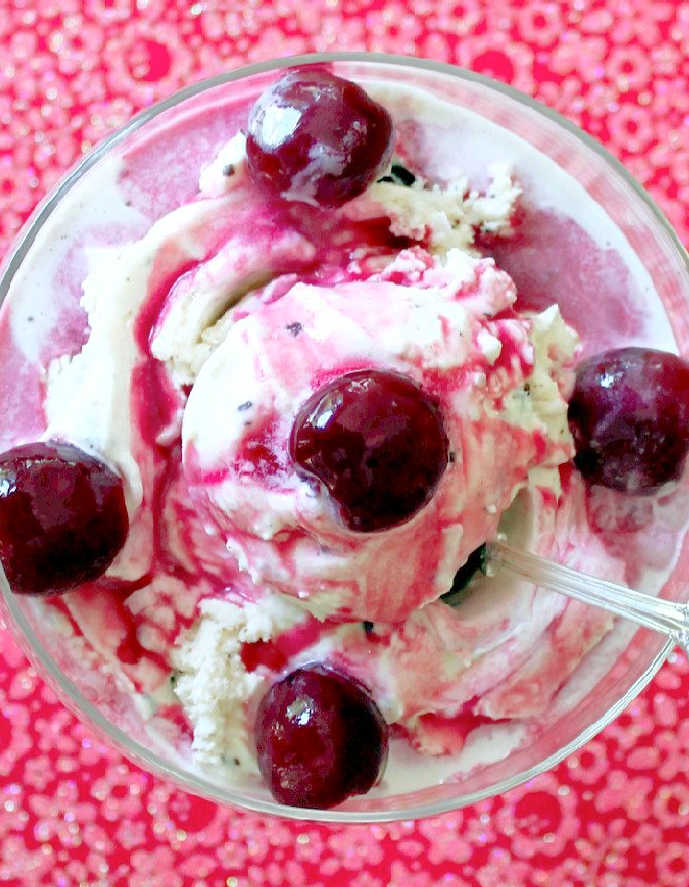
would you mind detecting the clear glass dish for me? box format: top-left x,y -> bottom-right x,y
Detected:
1,52 -> 688,822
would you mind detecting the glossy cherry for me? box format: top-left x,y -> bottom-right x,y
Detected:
290,369 -> 448,532
568,347 -> 689,493
0,441 -> 129,595
246,67 -> 393,207
254,664 -> 388,809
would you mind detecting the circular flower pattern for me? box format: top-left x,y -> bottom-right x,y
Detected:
1,1 -> 689,885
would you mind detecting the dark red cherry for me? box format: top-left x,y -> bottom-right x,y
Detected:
0,441 -> 129,595
246,67 -> 393,207
568,347 -> 689,493
254,664 -> 388,809
290,370 -> 448,532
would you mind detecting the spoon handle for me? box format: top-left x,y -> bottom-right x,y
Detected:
488,541 -> 689,656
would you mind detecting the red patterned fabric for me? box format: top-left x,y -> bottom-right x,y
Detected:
1,2 -> 689,885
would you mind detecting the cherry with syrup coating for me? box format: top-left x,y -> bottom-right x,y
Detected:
568,347 -> 689,493
254,664 -> 388,809
246,67 -> 393,207
0,441 -> 129,595
290,369 -> 449,532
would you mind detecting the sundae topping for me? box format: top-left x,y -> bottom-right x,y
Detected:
246,67 -> 393,207
0,441 -> 128,595
290,369 -> 448,533
254,664 -> 388,809
568,346 -> 689,493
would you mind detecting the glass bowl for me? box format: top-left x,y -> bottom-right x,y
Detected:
1,52 -> 688,823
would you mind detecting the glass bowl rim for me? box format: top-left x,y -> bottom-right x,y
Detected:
0,50 -> 684,823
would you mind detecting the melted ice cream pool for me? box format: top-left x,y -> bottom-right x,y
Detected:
0,75 -> 686,799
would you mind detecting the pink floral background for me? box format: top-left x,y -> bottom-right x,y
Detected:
1,1 -> 689,885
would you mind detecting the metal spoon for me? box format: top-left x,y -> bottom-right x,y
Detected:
486,540 -> 689,656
